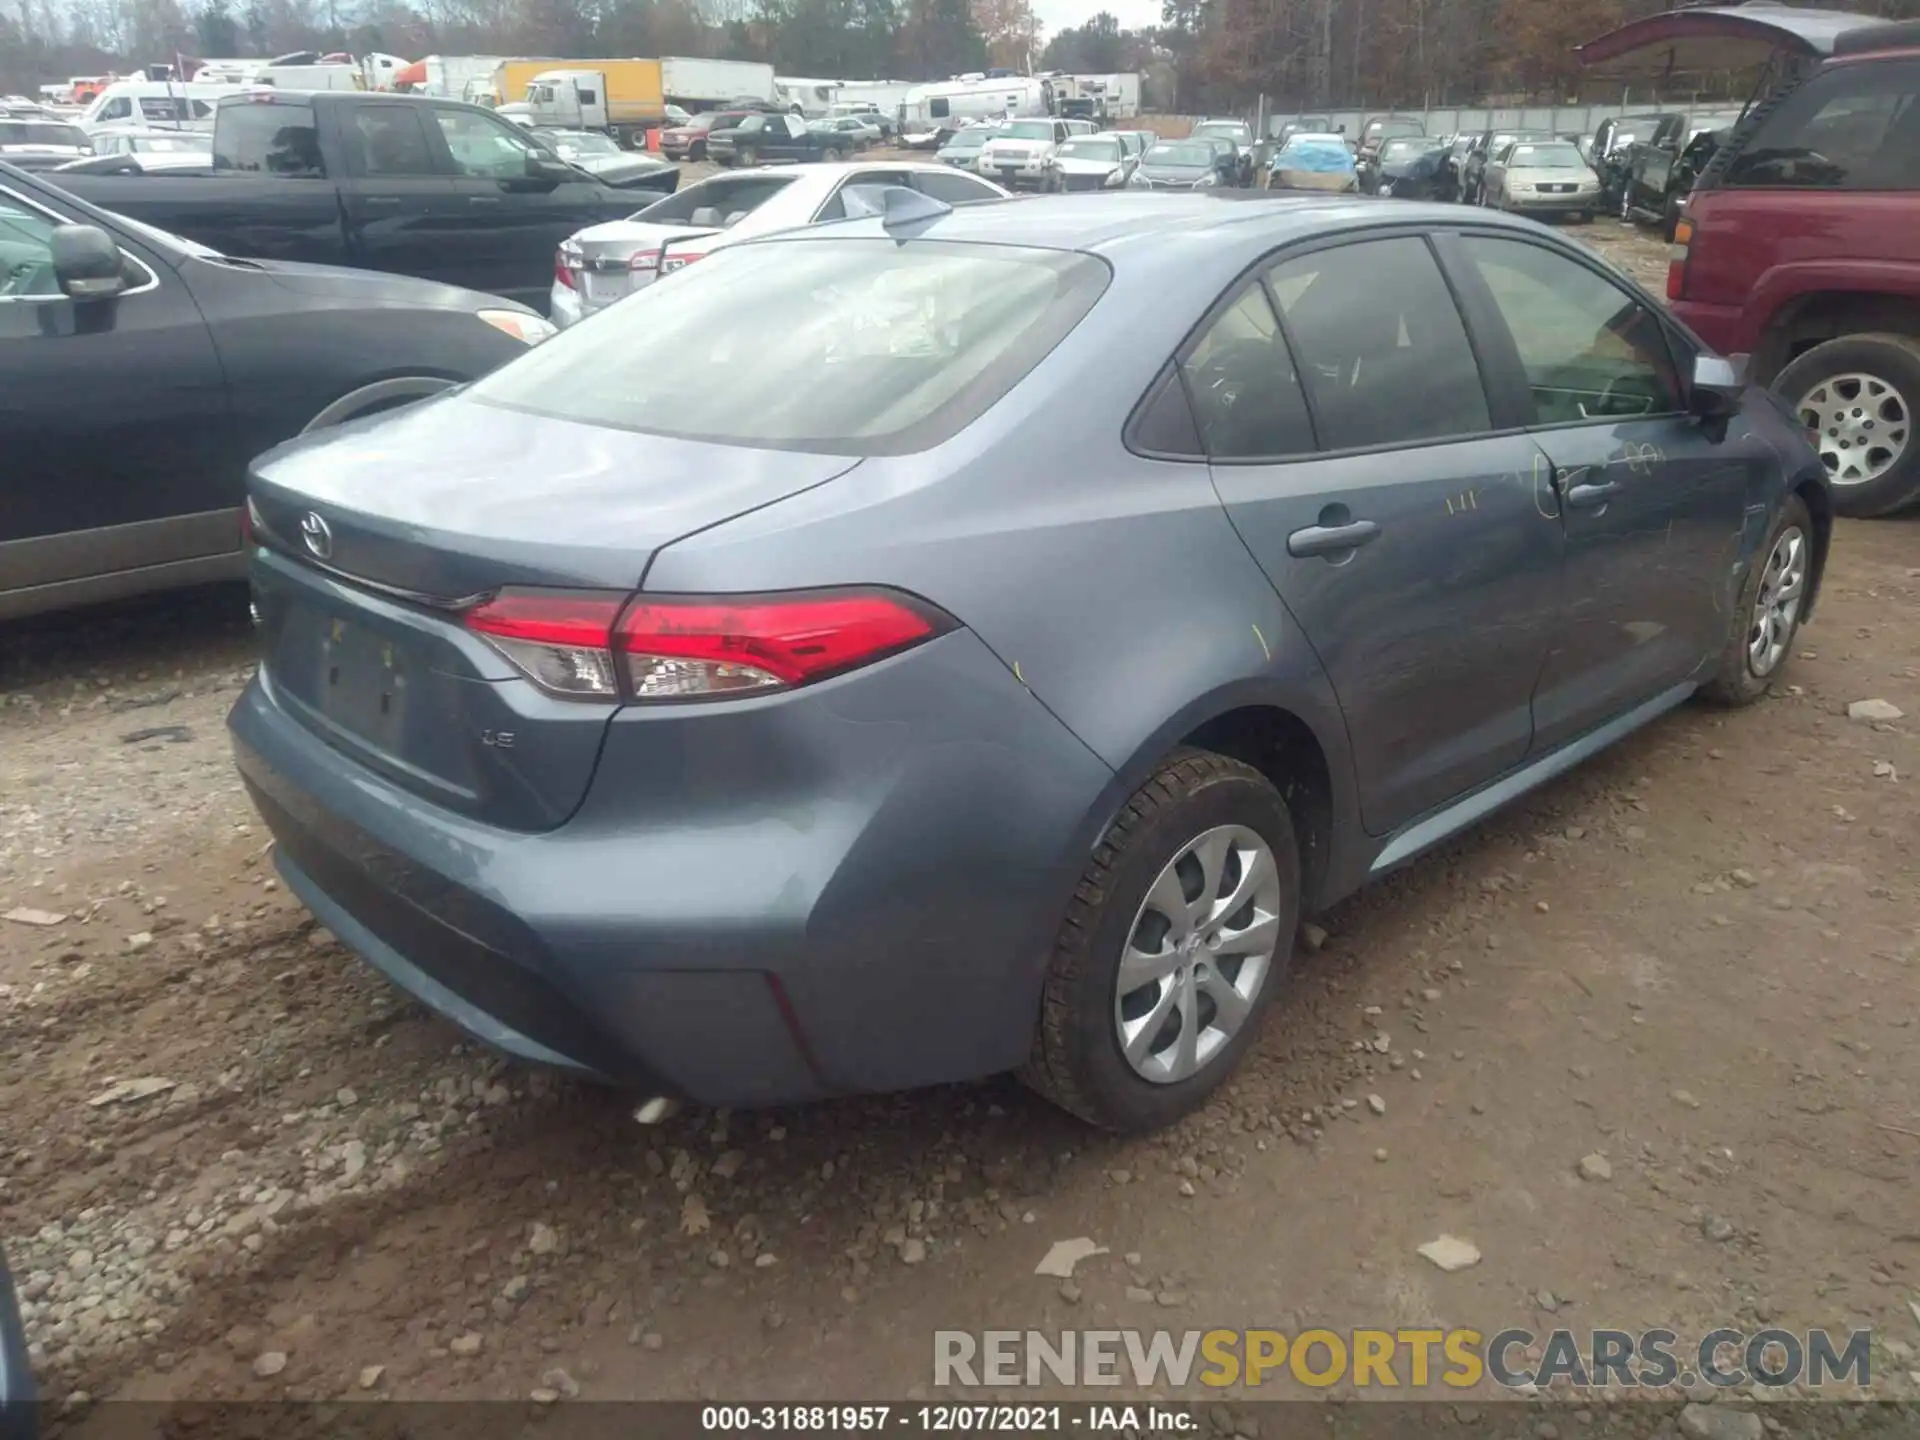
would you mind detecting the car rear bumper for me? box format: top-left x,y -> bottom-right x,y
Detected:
229,627 -> 1114,1107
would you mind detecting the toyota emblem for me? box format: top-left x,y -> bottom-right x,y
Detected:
300,511 -> 333,561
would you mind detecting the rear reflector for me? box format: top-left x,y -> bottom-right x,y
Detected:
465,587 -> 952,703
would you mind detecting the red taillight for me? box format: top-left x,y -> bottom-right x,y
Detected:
629,249 -> 661,273
466,589 -> 623,699
554,248 -> 574,290
1667,216 -> 1693,302
659,252 -> 704,274
617,591 -> 948,699
464,587 -> 950,703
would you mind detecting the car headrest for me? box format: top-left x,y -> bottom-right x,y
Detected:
689,206 -> 721,227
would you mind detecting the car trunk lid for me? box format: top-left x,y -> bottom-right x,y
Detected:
246,393 -> 860,830
562,220 -> 717,312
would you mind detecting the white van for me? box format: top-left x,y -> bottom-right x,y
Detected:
79,81 -> 243,133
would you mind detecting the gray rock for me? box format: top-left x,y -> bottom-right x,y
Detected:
1702,1215 -> 1736,1243
1847,699 -> 1903,722
899,1238 -> 927,1265
1678,1403 -> 1762,1440
1577,1154 -> 1612,1183
252,1351 -> 287,1379
1301,922 -> 1329,953
527,1221 -> 560,1256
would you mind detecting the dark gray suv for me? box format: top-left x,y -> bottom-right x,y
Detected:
230,192 -> 1830,1132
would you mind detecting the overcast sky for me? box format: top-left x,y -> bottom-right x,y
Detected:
1032,0 -> 1162,39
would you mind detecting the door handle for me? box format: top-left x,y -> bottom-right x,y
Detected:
1564,479 -> 1623,508
1287,519 -> 1381,558
468,194 -> 503,205
363,195 -> 400,205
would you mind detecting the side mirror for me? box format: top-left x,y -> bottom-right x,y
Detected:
51,224 -> 126,302
1690,352 -> 1746,419
525,153 -> 575,184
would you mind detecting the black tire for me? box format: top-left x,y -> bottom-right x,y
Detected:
1576,210 -> 1593,225
736,145 -> 757,168
1024,749 -> 1301,1133
1770,333 -> 1920,518
1700,494 -> 1814,707
690,139 -> 706,161
825,144 -> 847,162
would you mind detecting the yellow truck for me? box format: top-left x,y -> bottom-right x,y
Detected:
503,57 -> 779,143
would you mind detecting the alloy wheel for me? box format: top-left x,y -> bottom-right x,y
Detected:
1797,372 -> 1911,486
1114,824 -> 1282,1085
1748,525 -> 1807,677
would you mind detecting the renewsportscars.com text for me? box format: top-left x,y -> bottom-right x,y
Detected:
933,1327 -> 1872,1391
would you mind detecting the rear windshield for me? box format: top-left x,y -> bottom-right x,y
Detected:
0,121 -> 88,146
213,100 -> 323,176
471,239 -> 1110,456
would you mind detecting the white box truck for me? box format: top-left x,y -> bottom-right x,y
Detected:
420,56 -> 508,100
661,59 -> 775,108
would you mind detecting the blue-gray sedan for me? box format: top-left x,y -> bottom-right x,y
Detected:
231,191 -> 1829,1131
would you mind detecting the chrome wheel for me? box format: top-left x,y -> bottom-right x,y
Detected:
1747,525 -> 1807,677
1798,372 -> 1911,486
1114,824 -> 1282,1085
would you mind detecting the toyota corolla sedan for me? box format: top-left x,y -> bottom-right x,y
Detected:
232,190 -> 1829,1132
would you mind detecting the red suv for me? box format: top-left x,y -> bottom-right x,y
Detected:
1668,19 -> 1920,516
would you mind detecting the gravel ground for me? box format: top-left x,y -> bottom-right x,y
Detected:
3,222 -> 1918,1431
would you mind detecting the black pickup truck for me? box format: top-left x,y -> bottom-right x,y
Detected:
709,111 -> 862,167
52,91 -> 662,311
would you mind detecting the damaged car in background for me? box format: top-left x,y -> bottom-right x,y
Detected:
550,162 -> 1008,327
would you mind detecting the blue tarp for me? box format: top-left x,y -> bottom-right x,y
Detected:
1277,140 -> 1355,173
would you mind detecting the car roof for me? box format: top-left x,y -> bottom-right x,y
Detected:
783,190 -> 1532,260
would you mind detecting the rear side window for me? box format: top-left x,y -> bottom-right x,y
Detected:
636,174 -> 793,224
214,101 -> 323,176
1268,236 -> 1490,450
1726,59 -> 1920,190
347,105 -> 438,176
913,170 -> 1004,206
1179,286 -> 1315,460
471,239 -> 1110,456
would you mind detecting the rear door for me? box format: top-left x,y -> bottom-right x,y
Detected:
1440,228 -> 1758,748
332,100 -> 462,284
1197,232 -> 1566,836
0,181 -> 234,614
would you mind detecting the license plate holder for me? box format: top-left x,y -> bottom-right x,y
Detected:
314,613 -> 410,749
584,271 -> 628,305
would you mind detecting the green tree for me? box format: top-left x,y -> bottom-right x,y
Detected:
195,0 -> 240,53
